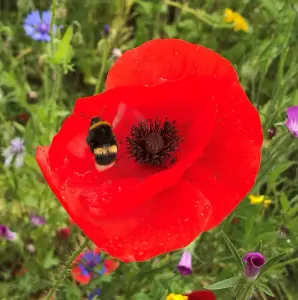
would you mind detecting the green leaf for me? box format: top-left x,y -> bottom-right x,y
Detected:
255,282 -> 274,296
255,240 -> 262,253
43,250 -> 60,269
205,277 -> 246,290
222,231 -> 244,267
280,193 -> 289,212
51,26 -> 73,65
259,253 -> 287,277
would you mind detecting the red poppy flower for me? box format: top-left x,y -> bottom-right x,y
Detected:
36,39 -> 262,262
185,290 -> 216,300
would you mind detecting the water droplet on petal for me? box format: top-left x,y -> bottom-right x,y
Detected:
184,218 -> 190,223
138,251 -> 144,257
70,188 -> 76,193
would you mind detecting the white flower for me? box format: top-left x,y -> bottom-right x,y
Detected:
2,137 -> 25,168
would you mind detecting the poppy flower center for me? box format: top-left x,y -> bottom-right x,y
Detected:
126,118 -> 182,166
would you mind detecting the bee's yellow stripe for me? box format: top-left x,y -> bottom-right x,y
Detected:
94,145 -> 117,156
90,120 -> 111,130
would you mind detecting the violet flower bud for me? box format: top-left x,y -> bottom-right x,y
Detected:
176,250 -> 192,276
242,252 -> 265,280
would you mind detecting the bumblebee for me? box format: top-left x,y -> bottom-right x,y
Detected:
84,103 -> 126,172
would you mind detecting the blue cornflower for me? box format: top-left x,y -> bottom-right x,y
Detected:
23,11 -> 56,42
2,137 -> 25,168
88,288 -> 101,300
72,249 -> 106,284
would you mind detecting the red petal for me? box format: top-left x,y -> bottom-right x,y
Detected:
185,290 -> 216,300
106,39 -> 234,90
104,259 -> 119,274
186,78 -> 262,229
71,266 -> 91,285
37,144 -> 212,261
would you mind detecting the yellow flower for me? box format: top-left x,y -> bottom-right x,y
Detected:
249,195 -> 272,207
223,8 -> 248,32
166,293 -> 188,300
224,8 -> 234,23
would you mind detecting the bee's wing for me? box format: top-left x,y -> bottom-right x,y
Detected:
112,102 -> 145,129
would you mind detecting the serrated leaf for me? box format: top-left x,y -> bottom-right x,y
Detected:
255,282 -> 274,296
259,253 -> 286,277
222,231 -> 244,267
51,26 -> 73,65
205,276 -> 246,290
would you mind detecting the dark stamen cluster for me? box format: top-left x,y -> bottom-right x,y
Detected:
126,118 -> 183,166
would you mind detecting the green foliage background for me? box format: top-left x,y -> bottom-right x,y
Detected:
1,0 -> 298,299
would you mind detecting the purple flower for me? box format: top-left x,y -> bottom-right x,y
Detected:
285,106 -> 298,137
176,250 -> 192,276
88,288 -> 101,300
30,214 -> 46,226
0,224 -> 17,241
242,252 -> 265,280
2,137 -> 25,168
103,24 -> 110,36
23,11 -> 56,42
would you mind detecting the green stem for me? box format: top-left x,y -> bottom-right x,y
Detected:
94,39 -> 110,95
164,0 -> 233,28
46,237 -> 89,300
50,0 -> 57,56
237,283 -> 254,300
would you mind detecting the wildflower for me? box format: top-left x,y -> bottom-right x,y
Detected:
285,106 -> 298,137
30,214 -> 46,226
111,48 -> 122,60
166,291 -> 216,300
56,227 -> 71,240
36,38 -> 263,262
88,288 -> 101,300
177,251 -> 192,276
166,294 -> 188,300
23,11 -> 56,42
26,243 -> 36,253
71,249 -> 106,285
103,259 -> 119,274
185,290 -> 216,300
26,90 -> 39,104
249,195 -> 272,208
243,252 -> 265,280
0,224 -> 17,240
267,127 -> 277,140
277,225 -> 290,238
16,113 -> 30,125
2,137 -> 25,168
224,8 -> 248,32
103,24 -> 110,36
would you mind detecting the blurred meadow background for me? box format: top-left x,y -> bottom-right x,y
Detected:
1,0 -> 298,299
